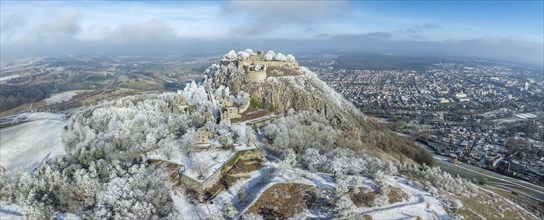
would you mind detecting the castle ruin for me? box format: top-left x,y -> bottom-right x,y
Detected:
234,51 -> 300,82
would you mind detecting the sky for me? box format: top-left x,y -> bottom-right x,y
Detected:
1,0 -> 543,66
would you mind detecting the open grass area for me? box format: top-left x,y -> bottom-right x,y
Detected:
0,100 -> 47,117
447,191 -> 537,220
119,80 -> 162,91
79,88 -> 134,106
487,187 -> 544,219
247,183 -> 318,219
388,186 -> 409,204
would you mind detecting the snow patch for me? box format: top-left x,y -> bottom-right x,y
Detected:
361,176 -> 449,220
44,91 -> 77,104
0,117 -> 66,171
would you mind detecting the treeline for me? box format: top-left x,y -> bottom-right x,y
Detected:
333,54 -> 439,71
0,84 -> 50,111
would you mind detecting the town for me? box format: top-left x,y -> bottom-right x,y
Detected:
304,56 -> 544,186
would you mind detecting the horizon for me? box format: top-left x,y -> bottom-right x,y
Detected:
1,0 -> 543,66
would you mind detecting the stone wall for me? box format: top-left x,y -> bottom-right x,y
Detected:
247,70 -> 267,82
180,148 -> 263,195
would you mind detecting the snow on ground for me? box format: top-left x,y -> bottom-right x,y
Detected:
168,157 -> 451,220
232,163 -> 337,217
515,113 -> 537,119
0,116 -> 66,171
0,74 -> 20,82
0,202 -> 23,219
361,176 -> 449,220
479,107 -> 511,118
44,91 -> 77,104
149,143 -> 257,183
12,112 -> 65,121
0,202 -> 80,220
170,191 -> 207,220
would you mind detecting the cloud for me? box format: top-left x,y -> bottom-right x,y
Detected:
223,0 -> 349,36
402,23 -> 441,34
1,14 -> 26,32
0,2 -> 541,67
41,11 -> 81,35
416,23 -> 441,29
305,32 -> 543,65
105,19 -> 177,42
329,32 -> 393,41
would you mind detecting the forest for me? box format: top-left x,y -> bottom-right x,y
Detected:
0,84 -> 50,111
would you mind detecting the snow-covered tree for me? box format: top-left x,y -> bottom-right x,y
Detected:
333,196 -> 356,218
286,54 -> 296,63
234,91 -> 250,108
223,50 -> 238,61
241,213 -> 264,220
193,154 -> 211,179
281,149 -> 297,167
214,85 -> 230,100
223,202 -> 238,219
265,50 -> 276,61
450,199 -> 463,211
301,148 -> 327,172
0,166 -> 15,202
244,48 -> 256,55
179,128 -> 197,154
273,53 -> 287,61
237,51 -> 250,60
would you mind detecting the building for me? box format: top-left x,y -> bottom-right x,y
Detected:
204,112 -> 214,123
197,127 -> 213,145
439,98 -> 450,104
221,107 -> 242,122
172,95 -> 189,114
455,93 -> 467,99
229,51 -> 300,83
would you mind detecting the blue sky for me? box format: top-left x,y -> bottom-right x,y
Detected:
1,0 -> 543,65
354,1 -> 543,40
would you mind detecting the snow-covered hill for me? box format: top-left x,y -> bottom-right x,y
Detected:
0,50 -> 539,219
207,50 -> 433,165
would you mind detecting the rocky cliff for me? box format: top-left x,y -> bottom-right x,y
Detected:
205,52 -> 433,165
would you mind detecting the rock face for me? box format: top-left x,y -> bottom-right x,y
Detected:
208,59 -> 381,142
205,52 -> 432,165
209,64 -> 367,131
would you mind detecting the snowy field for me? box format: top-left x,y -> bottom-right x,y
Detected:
171,157 -> 450,219
44,91 -> 77,104
9,112 -> 65,121
149,143 -> 256,183
0,202 -> 23,219
362,176 -> 448,219
515,113 -> 537,119
0,74 -> 20,82
0,114 -> 66,171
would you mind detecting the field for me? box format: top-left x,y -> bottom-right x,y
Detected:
0,113 -> 66,171
447,190 -> 536,219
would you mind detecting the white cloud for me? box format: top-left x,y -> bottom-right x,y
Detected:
40,11 -> 81,35
1,14 -> 26,32
223,0 -> 350,36
0,1 -> 541,66
105,19 -> 176,42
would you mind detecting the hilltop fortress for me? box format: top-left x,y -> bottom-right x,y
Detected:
221,49 -> 303,82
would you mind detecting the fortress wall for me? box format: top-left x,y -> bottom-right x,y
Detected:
179,174 -> 206,194
247,70 -> 267,82
180,148 -> 263,195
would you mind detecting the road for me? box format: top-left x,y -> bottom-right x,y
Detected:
412,140 -> 544,206
45,71 -> 122,111
435,156 -> 544,202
